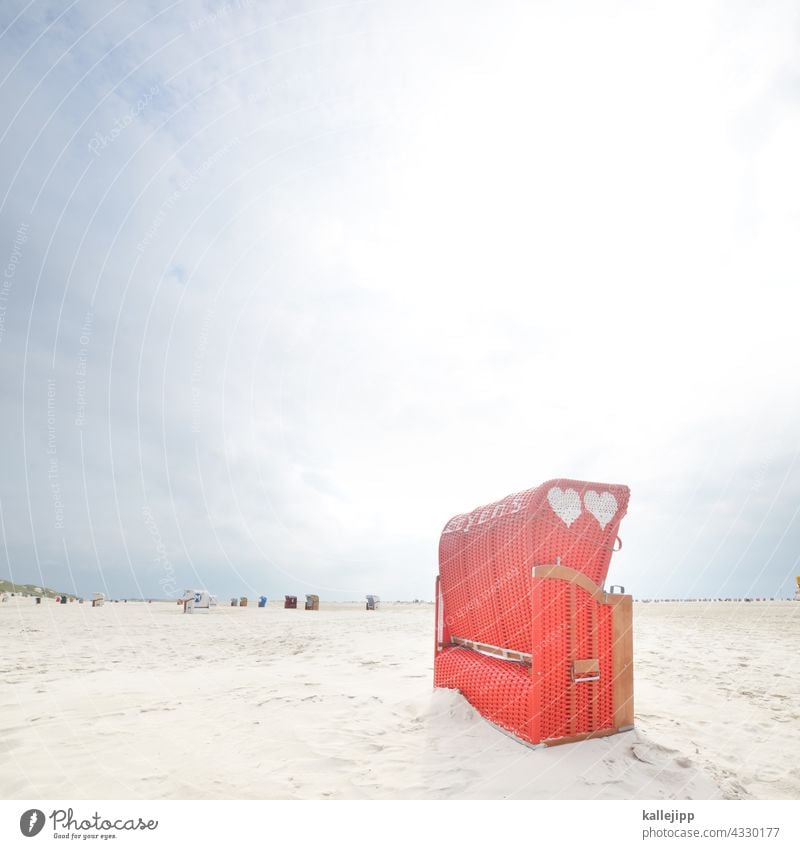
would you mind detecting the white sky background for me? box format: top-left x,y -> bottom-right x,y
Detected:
0,0 -> 798,600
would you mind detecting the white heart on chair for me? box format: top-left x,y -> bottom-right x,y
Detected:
547,487 -> 582,527
583,490 -> 618,529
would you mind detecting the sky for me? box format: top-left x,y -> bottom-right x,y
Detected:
0,0 -> 798,601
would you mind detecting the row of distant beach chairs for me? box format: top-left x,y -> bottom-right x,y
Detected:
234,594 -> 381,610
181,592 -> 381,613
638,597 -> 788,603
229,595 -> 320,609
0,591 -> 383,610
280,595 -> 318,610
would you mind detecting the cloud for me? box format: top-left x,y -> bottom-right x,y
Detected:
0,0 -> 798,600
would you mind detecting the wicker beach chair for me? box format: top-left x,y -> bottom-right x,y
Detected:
284,595 -> 297,609
365,594 -> 380,610
182,589 -> 212,614
304,594 -> 319,611
434,478 -> 633,747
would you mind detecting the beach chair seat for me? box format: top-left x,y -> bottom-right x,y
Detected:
435,646 -> 532,740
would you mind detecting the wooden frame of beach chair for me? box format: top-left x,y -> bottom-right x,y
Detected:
284,595 -> 297,609
434,478 -> 634,747
304,594 -> 319,611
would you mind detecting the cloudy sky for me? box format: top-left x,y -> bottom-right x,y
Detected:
0,0 -> 798,601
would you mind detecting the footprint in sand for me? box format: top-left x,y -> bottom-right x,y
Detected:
631,742 -> 679,765
755,768 -> 784,783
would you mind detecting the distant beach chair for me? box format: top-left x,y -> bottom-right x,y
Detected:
0,592 -> 8,603
231,597 -> 239,607
258,596 -> 267,608
284,595 -> 297,609
365,594 -> 380,610
435,478 -> 634,747
91,593 -> 105,608
181,589 -> 212,614
304,594 -> 319,611
794,576 -> 800,601
239,597 -> 248,607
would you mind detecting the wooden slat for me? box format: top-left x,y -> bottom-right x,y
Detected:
608,593 -> 634,728
543,726 -> 632,747
450,636 -> 532,665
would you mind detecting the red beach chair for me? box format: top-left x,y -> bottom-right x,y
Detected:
434,479 -> 634,747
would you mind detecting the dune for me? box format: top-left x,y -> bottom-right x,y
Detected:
1,597 -> 797,799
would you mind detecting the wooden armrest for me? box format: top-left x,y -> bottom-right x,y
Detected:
531,564 -> 605,601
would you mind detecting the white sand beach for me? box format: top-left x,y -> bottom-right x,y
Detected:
1,598 -> 798,800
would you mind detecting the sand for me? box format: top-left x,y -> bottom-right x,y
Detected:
1,597 -> 798,800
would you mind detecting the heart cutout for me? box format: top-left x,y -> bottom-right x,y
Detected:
547,487 -> 582,527
583,490 -> 618,529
